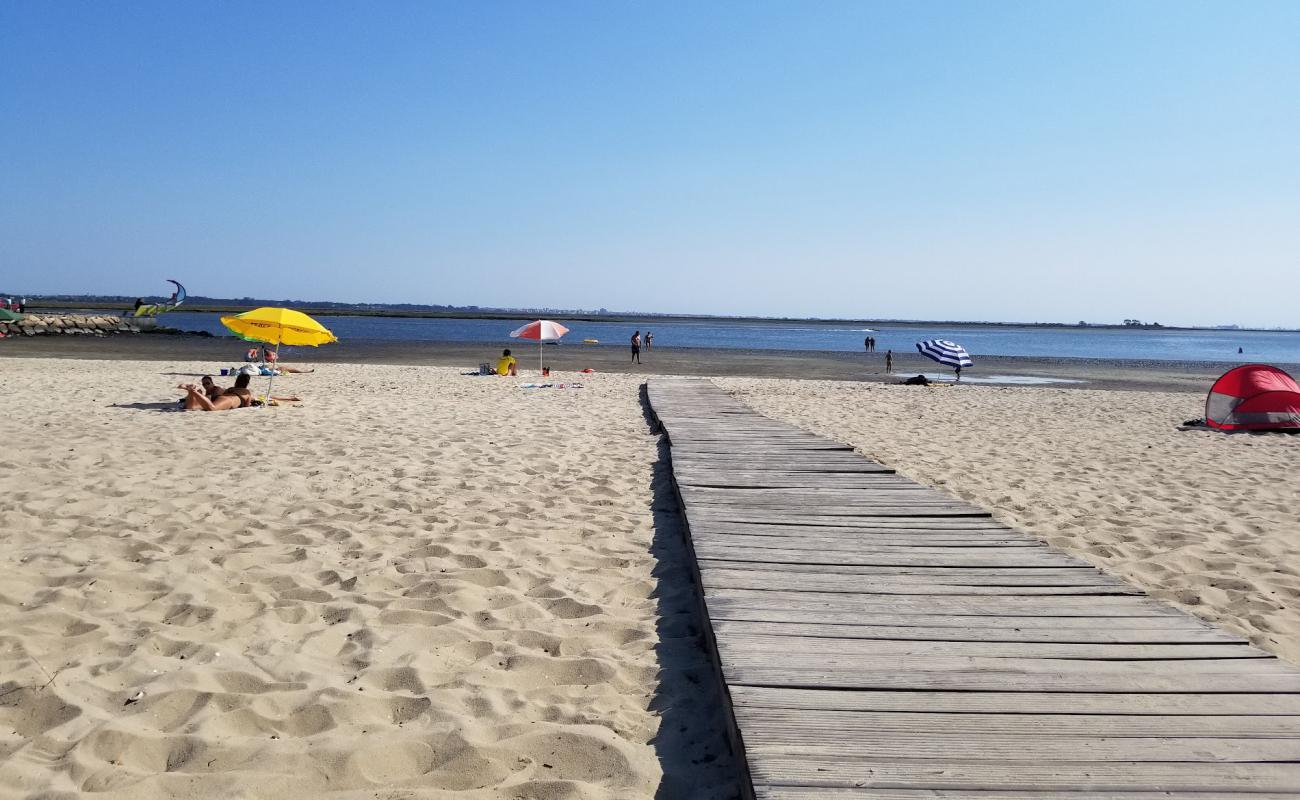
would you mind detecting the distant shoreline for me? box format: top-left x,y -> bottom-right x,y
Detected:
18,300 -> 1295,334
0,333 -> 1252,393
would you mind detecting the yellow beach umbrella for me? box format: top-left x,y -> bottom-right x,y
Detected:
219,307 -> 337,403
220,306 -> 338,347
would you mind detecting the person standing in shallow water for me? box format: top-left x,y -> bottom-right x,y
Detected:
885,349 -> 893,373
644,330 -> 653,350
631,331 -> 642,363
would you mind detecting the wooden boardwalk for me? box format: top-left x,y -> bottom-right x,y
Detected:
646,378 -> 1300,800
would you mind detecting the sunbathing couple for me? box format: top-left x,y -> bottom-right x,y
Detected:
177,374 -> 300,411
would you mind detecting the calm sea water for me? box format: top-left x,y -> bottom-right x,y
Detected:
160,312 -> 1299,365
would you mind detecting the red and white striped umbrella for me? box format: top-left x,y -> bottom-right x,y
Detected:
509,320 -> 570,374
509,320 -> 570,341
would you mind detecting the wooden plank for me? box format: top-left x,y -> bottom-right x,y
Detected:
723,665 -> 1300,692
732,707 -> 1300,738
691,518 -> 1020,532
697,534 -> 1044,547
703,574 -> 1133,597
728,685 -> 1300,715
693,535 -> 1052,554
708,605 -> 1205,627
692,516 -> 1008,531
744,734 -> 1300,762
717,650 -> 1295,677
687,502 -> 985,515
746,758 -> 1300,793
694,545 -> 1089,568
757,785 -> 1300,799
705,588 -> 1183,615
711,619 -> 1243,644
696,561 -> 1098,576
713,627 -> 1259,658
700,566 -> 1132,590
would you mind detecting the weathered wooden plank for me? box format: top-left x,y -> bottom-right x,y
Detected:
728,686 -> 1300,715
712,619 -> 1243,644
722,665 -> 1300,692
696,561 -> 1094,576
693,516 -> 1009,531
746,758 -> 1300,793
694,544 -> 1086,568
697,534 -> 1043,548
745,733 -> 1300,762
717,649 -> 1294,677
713,627 -> 1258,659
691,518 -> 1019,533
687,503 -> 985,516
705,588 -> 1182,615
732,707 -> 1300,738
700,566 -> 1131,590
677,477 -> 906,489
694,534 -> 1050,553
757,786 -> 1300,799
708,605 -> 1202,627
676,463 -> 896,474
680,490 -> 969,504
703,574 -> 1132,596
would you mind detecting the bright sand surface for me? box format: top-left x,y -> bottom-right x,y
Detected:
5,357 -> 1299,798
0,359 -> 735,799
719,377 -> 1300,665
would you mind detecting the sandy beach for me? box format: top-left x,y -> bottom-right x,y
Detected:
3,352 -> 1298,797
0,358 -> 736,799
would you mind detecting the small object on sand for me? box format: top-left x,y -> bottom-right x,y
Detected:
901,374 -> 930,386
124,690 -> 144,706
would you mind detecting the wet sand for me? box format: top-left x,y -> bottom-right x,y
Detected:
0,333 -> 1245,393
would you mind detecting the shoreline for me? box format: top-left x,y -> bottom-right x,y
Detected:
19,303 -> 1298,333
0,334 -> 1247,392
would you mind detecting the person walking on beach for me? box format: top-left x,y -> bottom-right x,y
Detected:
631,331 -> 642,363
885,349 -> 893,373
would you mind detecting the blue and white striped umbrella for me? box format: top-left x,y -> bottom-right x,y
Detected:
916,339 -> 973,370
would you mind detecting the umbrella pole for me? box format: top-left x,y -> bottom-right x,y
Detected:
265,341 -> 279,405
539,339 -> 543,376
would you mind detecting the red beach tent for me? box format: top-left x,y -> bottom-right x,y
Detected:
1204,364 -> 1300,431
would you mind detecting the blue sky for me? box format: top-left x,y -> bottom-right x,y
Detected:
2,1 -> 1297,326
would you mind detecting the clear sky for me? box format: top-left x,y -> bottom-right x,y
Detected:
2,2 -> 1297,326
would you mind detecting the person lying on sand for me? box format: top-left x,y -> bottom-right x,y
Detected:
180,374 -> 301,410
178,383 -> 246,411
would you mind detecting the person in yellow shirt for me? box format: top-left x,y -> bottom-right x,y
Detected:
496,349 -> 518,376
